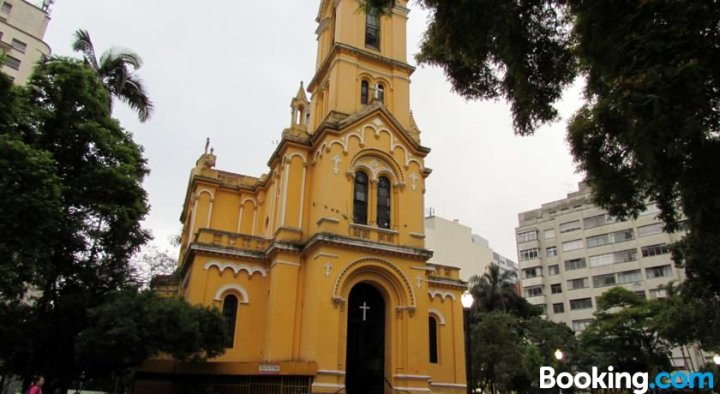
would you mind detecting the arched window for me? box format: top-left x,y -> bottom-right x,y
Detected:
376,83 -> 385,104
429,316 -> 438,363
365,8 -> 380,49
353,172 -> 368,225
222,294 -> 238,348
361,80 -> 369,105
377,176 -> 391,229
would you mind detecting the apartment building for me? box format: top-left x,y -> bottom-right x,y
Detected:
515,182 -> 686,328
0,0 -> 51,83
426,215 -> 519,281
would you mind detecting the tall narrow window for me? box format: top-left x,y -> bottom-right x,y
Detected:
377,176 -> 391,229
429,317 -> 438,363
361,80 -> 369,105
353,172 -> 368,225
222,294 -> 238,348
376,83 -> 385,104
365,8 -> 380,49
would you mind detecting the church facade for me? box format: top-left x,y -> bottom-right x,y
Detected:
135,1 -> 468,393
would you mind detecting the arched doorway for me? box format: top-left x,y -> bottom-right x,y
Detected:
345,282 -> 385,394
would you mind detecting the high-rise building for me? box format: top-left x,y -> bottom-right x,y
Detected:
135,1 -> 468,393
0,0 -> 51,84
515,182 -> 711,370
425,215 -> 518,281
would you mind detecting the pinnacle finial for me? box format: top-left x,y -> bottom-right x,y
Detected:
204,137 -> 210,154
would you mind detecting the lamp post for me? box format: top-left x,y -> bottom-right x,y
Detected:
714,354 -> 720,366
461,291 -> 475,394
554,349 -> 564,361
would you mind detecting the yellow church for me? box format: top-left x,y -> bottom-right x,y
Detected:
136,1 -> 468,393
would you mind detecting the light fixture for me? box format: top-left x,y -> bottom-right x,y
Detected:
713,353 -> 720,366
554,349 -> 564,361
461,291 -> 474,309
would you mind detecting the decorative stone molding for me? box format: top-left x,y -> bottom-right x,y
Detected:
204,260 -> 267,278
213,283 -> 250,303
428,289 -> 457,301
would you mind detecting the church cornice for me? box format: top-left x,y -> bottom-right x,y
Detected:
308,43 -> 415,93
304,232 -> 432,261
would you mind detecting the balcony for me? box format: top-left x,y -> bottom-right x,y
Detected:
194,228 -> 270,253
349,223 -> 398,245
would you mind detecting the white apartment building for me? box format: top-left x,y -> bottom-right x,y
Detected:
0,0 -> 51,83
515,182 -> 712,371
425,215 -> 519,281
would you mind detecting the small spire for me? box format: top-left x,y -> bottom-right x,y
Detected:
204,137 -> 210,154
295,81 -> 309,103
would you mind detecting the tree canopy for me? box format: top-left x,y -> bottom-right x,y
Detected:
414,1 -> 720,301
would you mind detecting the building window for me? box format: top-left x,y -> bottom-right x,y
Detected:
588,249 -> 637,267
561,239 -> 584,252
583,214 -> 608,229
637,223 -> 664,237
544,229 -> 556,239
353,172 -> 368,225
375,83 -> 385,103
1,2 -> 12,14
377,176 -> 391,229
634,290 -> 647,299
548,264 -> 560,275
524,286 -> 543,297
11,38 -> 26,53
570,298 -> 593,310
572,319 -> 593,331
518,230 -> 538,243
553,303 -> 565,314
564,258 -> 587,271
587,229 -> 634,248
592,273 -> 616,288
649,288 -> 668,299
567,278 -> 589,290
4,55 -> 20,71
641,204 -> 661,216
646,265 -> 672,279
551,283 -> 562,294
641,243 -> 669,257
519,248 -> 539,261
522,267 -> 541,279
361,80 -> 369,105
546,246 -> 558,257
222,294 -> 239,348
365,8 -> 380,49
617,270 -> 642,284
428,316 -> 438,363
559,220 -> 581,233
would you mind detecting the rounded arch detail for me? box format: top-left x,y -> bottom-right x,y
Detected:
349,148 -> 405,184
428,308 -> 447,325
214,283 -> 250,304
332,257 -> 416,309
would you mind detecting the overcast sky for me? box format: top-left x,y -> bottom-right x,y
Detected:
42,0 -> 583,261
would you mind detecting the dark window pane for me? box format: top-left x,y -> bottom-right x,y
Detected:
353,172 -> 368,224
361,80 -> 369,105
222,295 -> 238,348
365,9 -> 380,49
429,317 -> 438,363
377,176 -> 391,229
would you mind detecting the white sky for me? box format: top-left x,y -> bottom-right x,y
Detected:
42,1 -> 584,261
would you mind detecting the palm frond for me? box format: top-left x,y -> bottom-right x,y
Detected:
72,29 -> 100,70
99,48 -> 143,73
116,74 -> 154,122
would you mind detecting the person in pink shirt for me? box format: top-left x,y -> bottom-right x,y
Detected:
28,375 -> 44,394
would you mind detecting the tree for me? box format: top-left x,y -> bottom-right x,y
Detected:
75,288 -> 228,392
130,243 -> 178,288
414,1 -> 720,300
469,264 -> 539,317
72,29 -> 154,122
0,58 -> 150,392
580,287 -> 672,375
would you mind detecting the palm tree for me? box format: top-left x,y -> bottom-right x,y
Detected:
469,264 -> 536,317
72,29 -> 153,122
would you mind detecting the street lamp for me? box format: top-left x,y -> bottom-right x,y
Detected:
554,349 -> 564,361
461,291 -> 475,394
713,354 -> 720,366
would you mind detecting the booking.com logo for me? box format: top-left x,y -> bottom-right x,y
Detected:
540,366 -> 715,394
